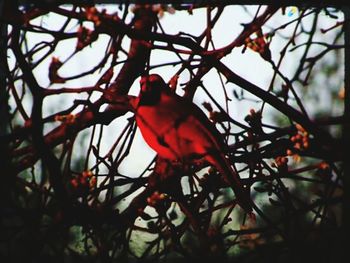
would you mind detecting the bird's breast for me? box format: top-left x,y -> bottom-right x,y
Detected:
135,93 -> 220,162
136,103 -> 181,160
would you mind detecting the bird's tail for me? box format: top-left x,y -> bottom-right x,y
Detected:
207,154 -> 253,213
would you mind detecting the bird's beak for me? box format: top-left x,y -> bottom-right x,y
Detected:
140,78 -> 150,93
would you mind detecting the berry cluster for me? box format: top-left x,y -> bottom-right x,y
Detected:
287,124 -> 310,162
54,113 -> 76,124
70,170 -> 97,192
147,191 -> 167,207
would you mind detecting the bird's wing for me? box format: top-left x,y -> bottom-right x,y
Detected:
169,93 -> 228,153
169,93 -> 253,212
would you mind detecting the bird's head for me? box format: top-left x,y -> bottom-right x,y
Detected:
140,74 -> 166,93
139,74 -> 168,106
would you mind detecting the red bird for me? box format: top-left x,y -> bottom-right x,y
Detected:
135,74 -> 253,213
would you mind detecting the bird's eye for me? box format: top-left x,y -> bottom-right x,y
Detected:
140,81 -> 150,92
149,75 -> 158,83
